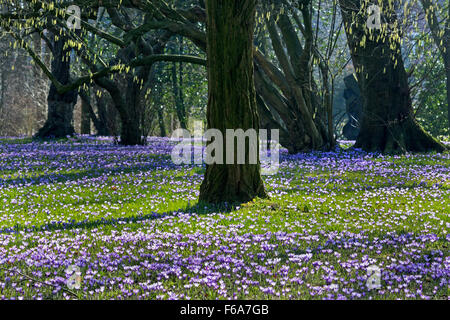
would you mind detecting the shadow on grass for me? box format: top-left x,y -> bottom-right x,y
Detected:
0,201 -> 237,235
0,159 -> 177,187
278,178 -> 449,196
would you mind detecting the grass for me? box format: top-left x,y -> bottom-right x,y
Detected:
0,137 -> 448,300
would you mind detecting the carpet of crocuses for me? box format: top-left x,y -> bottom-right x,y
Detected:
0,136 -> 448,300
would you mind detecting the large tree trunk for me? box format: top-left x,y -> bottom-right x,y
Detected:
120,72 -> 145,145
119,117 -> 142,145
93,89 -> 111,136
96,74 -> 144,145
443,53 -> 450,131
79,87 -> 111,136
199,0 -> 267,203
90,9 -> 169,145
93,44 -> 150,146
0,66 -> 5,119
35,36 -> 77,139
157,107 -> 167,137
447,4 -> 450,132
447,60 -> 450,130
80,95 -> 91,134
339,0 -> 446,153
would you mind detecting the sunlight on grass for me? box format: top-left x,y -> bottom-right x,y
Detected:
0,137 -> 448,300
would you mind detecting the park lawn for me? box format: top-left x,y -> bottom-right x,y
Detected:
0,137 -> 448,300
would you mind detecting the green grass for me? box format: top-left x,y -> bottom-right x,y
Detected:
0,139 -> 448,300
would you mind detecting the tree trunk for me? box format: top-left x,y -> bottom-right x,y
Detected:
120,75 -> 144,145
447,3 -> 450,132
157,107 -> 167,137
92,27 -> 170,145
80,94 -> 91,134
80,88 -> 110,136
93,44 -> 149,145
93,89 -> 111,136
35,36 -> 77,139
171,38 -> 187,129
446,56 -> 450,131
199,0 -> 267,203
171,60 -> 187,129
119,117 -> 142,145
0,70 -> 5,116
339,0 -> 446,153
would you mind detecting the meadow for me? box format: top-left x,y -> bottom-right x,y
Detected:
0,136 -> 448,300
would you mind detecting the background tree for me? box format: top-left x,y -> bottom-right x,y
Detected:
0,1 -> 205,144
0,0 -> 448,150
339,0 -> 446,153
35,34 -> 78,139
253,1 -> 333,152
420,0 -> 449,131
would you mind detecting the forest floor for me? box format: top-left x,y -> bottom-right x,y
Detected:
0,136 -> 448,300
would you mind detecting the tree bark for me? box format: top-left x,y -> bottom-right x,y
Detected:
35,36 -> 77,139
79,88 -> 109,136
447,59 -> 450,130
157,106 -> 166,137
95,97 -> 110,136
95,73 -> 143,145
199,0 -> 267,203
171,59 -> 187,129
80,93 -> 91,134
93,40 -> 156,145
447,3 -> 450,132
339,0 -> 446,153
171,37 -> 187,129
